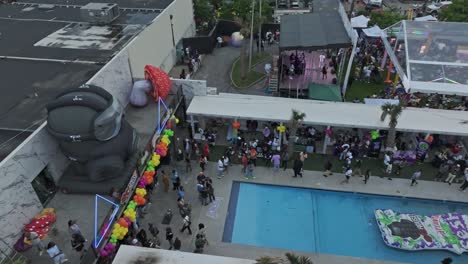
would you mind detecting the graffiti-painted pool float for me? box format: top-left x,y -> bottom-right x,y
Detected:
375,209 -> 468,254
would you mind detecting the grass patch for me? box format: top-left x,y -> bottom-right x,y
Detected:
345,80 -> 383,101
231,52 -> 270,89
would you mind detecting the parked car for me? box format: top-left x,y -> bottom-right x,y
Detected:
426,1 -> 452,15
364,0 -> 383,8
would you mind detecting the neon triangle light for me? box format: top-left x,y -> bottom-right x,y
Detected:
94,194 -> 119,248
157,97 -> 170,134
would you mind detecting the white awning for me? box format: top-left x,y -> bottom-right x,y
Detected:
362,25 -> 382,38
187,94 -> 468,136
351,15 -> 369,28
414,15 -> 437,22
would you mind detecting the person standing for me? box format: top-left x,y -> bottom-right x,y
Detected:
177,186 -> 185,200
223,155 -> 230,174
341,167 -> 352,184
319,54 -> 326,68
166,227 -> 174,250
202,142 -> 210,159
217,158 -> 224,179
363,169 -> 370,184
185,155 -> 192,173
179,69 -> 186,79
322,65 -> 328,80
216,36 -> 223,48
410,169 -> 422,186
194,234 -> 206,253
271,152 -> 281,172
161,170 -> 170,192
180,215 -> 192,235
206,181 -> 215,203
353,159 -> 362,177
385,161 -> 393,176
435,163 -> 449,181
241,154 -> 248,174
459,168 -> 468,192
71,233 -> 86,259
173,237 -> 182,251
292,159 -> 303,178
323,160 -> 333,177
196,223 -> 209,245
199,155 -> 207,172
281,152 -> 289,171
249,148 -> 258,166
171,169 -> 180,190
68,220 -> 82,236
46,242 -> 68,264
26,232 -> 45,256
245,161 -> 255,179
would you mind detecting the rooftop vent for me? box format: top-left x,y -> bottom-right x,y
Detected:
80,3 -> 120,25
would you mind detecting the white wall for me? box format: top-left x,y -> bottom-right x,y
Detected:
87,48 -> 133,106
128,0 -> 196,77
0,123 -> 69,249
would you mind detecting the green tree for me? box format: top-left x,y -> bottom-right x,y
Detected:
369,11 -> 405,28
380,103 -> 404,151
288,110 -> 306,157
193,0 -> 213,24
255,253 -> 313,264
439,0 -> 468,22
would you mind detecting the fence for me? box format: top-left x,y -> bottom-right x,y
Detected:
182,20 -> 241,55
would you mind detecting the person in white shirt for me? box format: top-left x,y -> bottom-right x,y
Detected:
319,54 -> 326,68
223,156 -> 230,174
217,36 -> 222,48
341,167 -> 352,184
217,158 -> 224,179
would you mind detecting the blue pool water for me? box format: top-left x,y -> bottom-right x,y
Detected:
224,182 -> 468,264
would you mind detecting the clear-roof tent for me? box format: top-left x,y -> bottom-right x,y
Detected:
382,20 -> 468,96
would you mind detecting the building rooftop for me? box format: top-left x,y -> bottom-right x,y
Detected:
16,0 -> 174,10
383,20 -> 468,95
0,1 -> 162,160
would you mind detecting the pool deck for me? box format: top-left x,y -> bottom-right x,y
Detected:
143,160 -> 468,264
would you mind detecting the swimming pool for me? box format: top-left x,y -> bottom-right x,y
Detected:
223,182 -> 468,264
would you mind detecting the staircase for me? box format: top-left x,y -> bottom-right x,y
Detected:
0,238 -> 29,264
267,75 -> 278,94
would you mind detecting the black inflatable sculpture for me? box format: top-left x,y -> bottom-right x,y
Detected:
46,85 -> 138,194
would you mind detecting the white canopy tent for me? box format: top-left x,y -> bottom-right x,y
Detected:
362,25 -> 382,38
381,20 -> 468,95
414,15 -> 437,22
351,15 -> 370,28
187,93 -> 468,136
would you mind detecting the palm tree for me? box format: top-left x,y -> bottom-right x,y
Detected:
255,256 -> 282,264
255,253 -> 313,264
285,253 -> 313,264
287,109 -> 306,157
380,102 -> 404,152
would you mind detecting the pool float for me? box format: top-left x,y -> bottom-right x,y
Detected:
375,209 -> 468,255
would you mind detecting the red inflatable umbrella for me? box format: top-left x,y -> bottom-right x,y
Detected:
144,65 -> 172,100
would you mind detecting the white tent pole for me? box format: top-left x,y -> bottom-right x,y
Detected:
380,49 -> 388,69
322,125 -> 330,154
342,38 -> 357,95
190,115 -> 195,137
